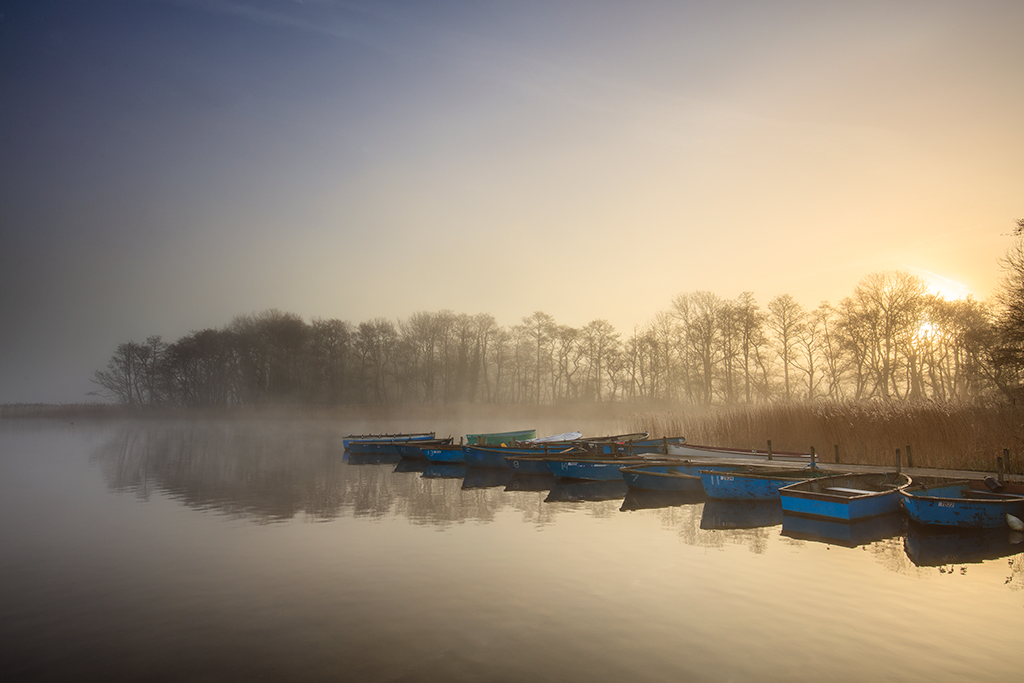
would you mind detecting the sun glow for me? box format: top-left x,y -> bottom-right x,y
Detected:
915,269 -> 972,300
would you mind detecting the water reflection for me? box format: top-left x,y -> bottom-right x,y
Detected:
393,459 -> 428,473
621,489 -> 706,511
545,479 -> 628,502
781,512 -> 904,548
91,420 -> 349,521
89,422 -> 1024,572
348,452 -> 403,465
701,499 -> 784,530
422,463 -> 469,479
462,467 -> 513,489
505,473 -> 557,492
905,523 -> 1024,567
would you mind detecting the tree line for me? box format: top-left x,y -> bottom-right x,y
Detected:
93,227 -> 1024,408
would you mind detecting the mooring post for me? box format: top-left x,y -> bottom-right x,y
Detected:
998,456 -> 1005,484
663,436 -> 668,454
767,439 -> 773,461
810,446 -> 816,468
896,448 -> 902,474
834,444 -> 840,464
906,444 -> 914,468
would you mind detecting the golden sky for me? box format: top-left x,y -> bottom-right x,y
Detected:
1,1 -> 1021,401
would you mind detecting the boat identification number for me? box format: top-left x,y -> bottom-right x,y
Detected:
938,502 -> 955,508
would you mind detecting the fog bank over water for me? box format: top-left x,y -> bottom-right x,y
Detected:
2,1 -> 1021,403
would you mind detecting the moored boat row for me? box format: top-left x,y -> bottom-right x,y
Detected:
346,431 -> 1024,530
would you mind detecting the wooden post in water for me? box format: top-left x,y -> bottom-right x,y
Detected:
663,436 -> 668,455
906,444 -> 914,468
810,446 -> 816,468
834,444 -> 840,464
767,440 -> 773,461
998,456 -> 1005,484
896,448 -> 902,474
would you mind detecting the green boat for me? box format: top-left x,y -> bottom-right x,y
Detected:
466,429 -> 537,445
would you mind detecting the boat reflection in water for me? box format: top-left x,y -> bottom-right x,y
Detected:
421,463 -> 468,479
505,473 -> 557,492
620,489 -> 706,511
545,479 -> 628,503
393,459 -> 429,474
701,499 -> 784,530
347,452 -> 404,466
462,467 -> 514,489
781,512 -> 904,548
904,523 -> 1024,567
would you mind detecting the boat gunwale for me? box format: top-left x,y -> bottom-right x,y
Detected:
778,472 -> 910,502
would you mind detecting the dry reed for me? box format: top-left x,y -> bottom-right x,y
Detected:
628,400 -> 1024,475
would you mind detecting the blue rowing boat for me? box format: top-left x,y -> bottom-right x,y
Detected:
547,457 -> 655,481
620,461 -> 734,492
699,465 -> 839,500
778,471 -> 910,521
349,437 -> 451,456
463,444 -> 578,469
899,477 -> 1024,528
343,431 -> 436,450
421,444 -> 468,464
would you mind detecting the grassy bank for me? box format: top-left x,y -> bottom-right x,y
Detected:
629,401 -> 1023,474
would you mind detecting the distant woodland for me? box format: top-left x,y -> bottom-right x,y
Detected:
93,223 -> 1024,409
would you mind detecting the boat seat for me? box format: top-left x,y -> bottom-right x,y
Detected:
824,486 -> 876,496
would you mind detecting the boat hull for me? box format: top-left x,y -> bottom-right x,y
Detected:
343,432 -> 436,450
620,462 -> 733,492
900,480 -> 1024,528
700,467 -> 834,500
349,437 -> 451,456
548,458 -> 651,481
778,472 -> 910,521
422,445 -> 467,464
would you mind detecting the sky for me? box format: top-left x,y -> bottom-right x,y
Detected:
1,0 -> 1022,403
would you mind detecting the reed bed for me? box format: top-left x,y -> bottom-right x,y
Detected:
629,401 -> 1024,475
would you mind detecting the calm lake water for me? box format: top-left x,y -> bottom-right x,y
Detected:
2,419 -> 1023,682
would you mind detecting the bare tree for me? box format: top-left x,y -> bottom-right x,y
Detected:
520,311 -> 556,404
93,341 -> 149,407
581,319 -> 619,402
767,294 -> 805,401
990,218 -> 1024,400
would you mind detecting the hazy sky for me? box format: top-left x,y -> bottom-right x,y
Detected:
1,0 -> 1022,403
